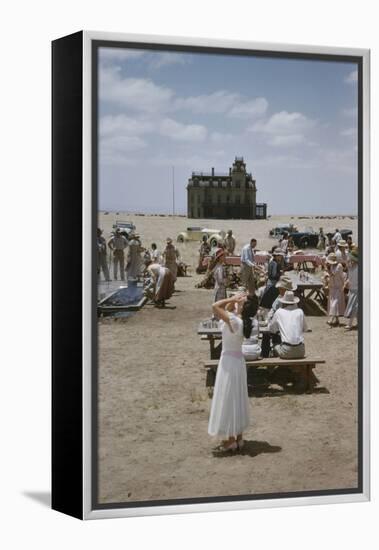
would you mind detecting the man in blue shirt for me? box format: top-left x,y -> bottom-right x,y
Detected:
240,238 -> 257,296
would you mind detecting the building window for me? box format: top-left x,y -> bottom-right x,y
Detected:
198,208 -> 201,218
226,195 -> 230,203
236,180 -> 241,188
218,180 -> 222,188
235,195 -> 240,204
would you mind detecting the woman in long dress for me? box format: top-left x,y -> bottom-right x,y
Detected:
323,252 -> 346,327
146,262 -> 175,307
208,293 -> 251,452
344,247 -> 358,330
213,248 -> 227,303
127,234 -> 143,281
163,238 -> 179,281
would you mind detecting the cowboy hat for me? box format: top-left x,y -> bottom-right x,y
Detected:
276,276 -> 297,291
326,252 -> 338,265
272,248 -> 285,256
278,290 -> 300,305
337,240 -> 348,248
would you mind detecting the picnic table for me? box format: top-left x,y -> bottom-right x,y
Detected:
288,253 -> 324,272
202,253 -> 270,269
197,320 -> 270,359
285,272 -> 326,308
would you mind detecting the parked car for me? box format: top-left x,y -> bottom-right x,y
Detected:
177,227 -> 225,247
269,223 -> 297,238
289,227 -> 319,248
288,227 -> 352,249
112,220 -> 136,238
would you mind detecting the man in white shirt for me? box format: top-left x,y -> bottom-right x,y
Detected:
332,228 -> 342,245
268,290 -> 307,359
240,238 -> 257,296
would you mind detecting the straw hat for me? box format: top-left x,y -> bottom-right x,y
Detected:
337,240 -> 348,248
326,252 -> 338,265
276,275 -> 297,291
278,290 -> 300,305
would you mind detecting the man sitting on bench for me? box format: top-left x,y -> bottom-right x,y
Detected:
268,290 -> 308,359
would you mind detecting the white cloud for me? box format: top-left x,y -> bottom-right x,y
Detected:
340,127 -> 356,137
345,69 -> 358,84
99,66 -> 174,113
99,114 -> 154,137
174,91 -> 238,114
228,97 -> 268,118
159,118 -> 207,141
100,135 -> 147,165
174,90 -> 268,119
251,110 -> 315,135
149,52 -> 191,69
250,110 -> 315,147
268,134 -> 305,147
210,131 -> 235,144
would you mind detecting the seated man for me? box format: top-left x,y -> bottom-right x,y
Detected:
268,290 -> 307,359
261,276 -> 297,357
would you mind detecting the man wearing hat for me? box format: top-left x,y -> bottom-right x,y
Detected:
260,248 -> 285,309
240,238 -> 258,296
317,227 -> 326,251
332,228 -> 342,245
261,276 -> 297,357
163,237 -> 180,281
223,229 -> 236,255
108,227 -> 128,281
97,228 -> 111,281
335,239 -> 349,266
268,290 -> 308,359
344,247 -> 359,330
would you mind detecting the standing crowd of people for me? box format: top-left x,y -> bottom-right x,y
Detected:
203,227 -> 359,452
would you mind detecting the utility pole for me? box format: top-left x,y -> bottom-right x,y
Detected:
172,165 -> 175,217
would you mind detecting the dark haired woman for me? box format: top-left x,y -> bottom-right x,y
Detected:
208,293 -> 252,452
241,295 -> 261,360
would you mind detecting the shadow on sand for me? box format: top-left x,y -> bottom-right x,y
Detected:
212,440 -> 282,458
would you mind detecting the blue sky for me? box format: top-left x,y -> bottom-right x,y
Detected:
98,47 -> 358,215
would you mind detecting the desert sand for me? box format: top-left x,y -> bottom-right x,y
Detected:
97,213 -> 359,504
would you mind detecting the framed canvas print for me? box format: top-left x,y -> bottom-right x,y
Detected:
52,31 -> 370,519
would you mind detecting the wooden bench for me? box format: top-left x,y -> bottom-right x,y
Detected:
204,357 -> 325,393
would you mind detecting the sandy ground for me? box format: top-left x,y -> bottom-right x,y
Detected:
97,213 -> 358,504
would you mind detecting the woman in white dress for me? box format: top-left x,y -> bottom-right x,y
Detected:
323,252 -> 346,327
208,293 -> 250,452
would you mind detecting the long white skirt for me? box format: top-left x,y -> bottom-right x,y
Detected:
208,352 -> 250,438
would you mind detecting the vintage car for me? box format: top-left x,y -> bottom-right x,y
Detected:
269,223 -> 297,238
112,220 -> 136,238
289,227 -> 352,248
177,227 -> 225,247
